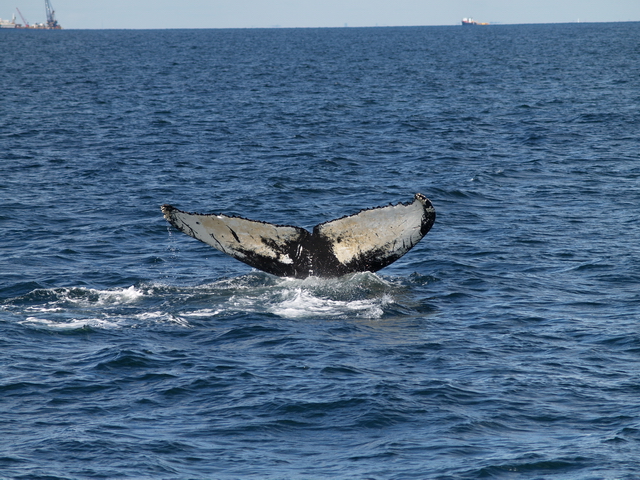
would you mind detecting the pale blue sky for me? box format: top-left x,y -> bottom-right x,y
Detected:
4,0 -> 640,29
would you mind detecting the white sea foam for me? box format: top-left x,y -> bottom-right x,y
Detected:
14,285 -> 191,330
10,274 -> 398,328
268,288 -> 392,319
134,311 -> 191,327
79,285 -> 146,306
25,285 -> 147,310
189,272 -> 398,320
98,285 -> 145,303
21,309 -> 191,330
22,316 -> 125,330
180,308 -> 223,317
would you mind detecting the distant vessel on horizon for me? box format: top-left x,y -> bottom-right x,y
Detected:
0,15 -> 19,28
462,17 -> 489,26
1,0 -> 61,29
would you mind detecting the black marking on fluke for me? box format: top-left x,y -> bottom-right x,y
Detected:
161,194 -> 435,278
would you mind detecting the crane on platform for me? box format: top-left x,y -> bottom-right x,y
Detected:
16,7 -> 29,27
44,0 -> 59,28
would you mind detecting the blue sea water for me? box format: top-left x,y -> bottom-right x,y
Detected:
1,22 -> 640,479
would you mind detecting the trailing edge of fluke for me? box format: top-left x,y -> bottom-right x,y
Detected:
161,193 -> 435,278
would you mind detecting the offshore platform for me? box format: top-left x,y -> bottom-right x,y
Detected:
0,0 -> 61,29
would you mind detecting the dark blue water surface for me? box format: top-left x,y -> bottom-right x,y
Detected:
2,23 -> 640,479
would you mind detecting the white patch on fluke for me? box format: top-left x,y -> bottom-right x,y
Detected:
190,214 -> 305,261
317,198 -> 428,265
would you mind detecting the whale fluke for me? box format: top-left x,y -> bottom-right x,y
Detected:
161,194 -> 435,278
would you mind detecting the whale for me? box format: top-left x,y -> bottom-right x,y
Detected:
161,193 -> 435,278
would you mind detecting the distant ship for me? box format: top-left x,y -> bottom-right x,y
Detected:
461,17 -> 489,26
2,0 -> 61,29
0,15 -> 18,28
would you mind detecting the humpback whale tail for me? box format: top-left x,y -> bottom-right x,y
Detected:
161,194 -> 435,278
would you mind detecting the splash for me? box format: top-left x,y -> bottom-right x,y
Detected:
214,272 -> 398,319
4,272 -> 407,329
6,285 -> 182,330
268,287 -> 393,319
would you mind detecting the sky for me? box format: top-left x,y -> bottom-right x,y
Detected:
3,0 -> 640,29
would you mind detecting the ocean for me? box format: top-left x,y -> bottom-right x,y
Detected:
1,22 -> 640,479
